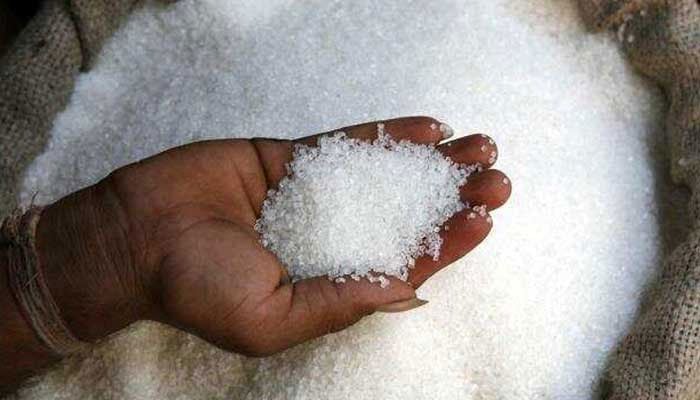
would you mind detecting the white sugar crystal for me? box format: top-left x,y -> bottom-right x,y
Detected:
15,0 -> 674,400
255,131 -> 468,282
378,275 -> 390,288
473,205 -> 488,217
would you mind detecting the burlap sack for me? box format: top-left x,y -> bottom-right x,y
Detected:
0,0 -> 141,218
579,0 -> 700,398
3,0 -> 699,398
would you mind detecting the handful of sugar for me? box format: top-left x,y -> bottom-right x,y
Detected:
255,129 -> 472,285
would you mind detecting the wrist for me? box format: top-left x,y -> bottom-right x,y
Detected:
35,178 -> 156,342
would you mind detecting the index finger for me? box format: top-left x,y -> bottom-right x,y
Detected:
296,116 -> 453,147
251,116 -> 454,189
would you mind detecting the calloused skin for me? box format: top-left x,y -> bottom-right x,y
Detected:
0,116 -> 510,392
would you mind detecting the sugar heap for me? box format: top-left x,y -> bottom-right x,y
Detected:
14,0 -> 671,400
255,130 -> 469,284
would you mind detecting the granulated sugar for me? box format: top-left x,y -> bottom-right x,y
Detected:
255,132 -> 468,283
13,0 -> 671,399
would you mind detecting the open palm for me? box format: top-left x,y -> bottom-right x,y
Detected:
107,116 -> 511,356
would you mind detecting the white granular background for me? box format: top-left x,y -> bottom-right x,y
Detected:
11,0 -> 679,399
256,132 -> 468,282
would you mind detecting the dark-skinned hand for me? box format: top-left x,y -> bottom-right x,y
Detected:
33,116 -> 511,359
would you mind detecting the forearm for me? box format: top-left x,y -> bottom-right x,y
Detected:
0,243 -> 55,394
0,179 -> 153,394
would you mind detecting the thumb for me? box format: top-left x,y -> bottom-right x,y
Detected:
249,276 -> 423,355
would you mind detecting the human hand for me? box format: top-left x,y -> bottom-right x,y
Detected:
36,116 -> 511,357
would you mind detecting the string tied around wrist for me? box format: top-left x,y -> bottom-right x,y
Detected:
1,206 -> 88,356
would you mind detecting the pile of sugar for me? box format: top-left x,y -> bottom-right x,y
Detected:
13,0 -> 677,399
255,131 -> 469,284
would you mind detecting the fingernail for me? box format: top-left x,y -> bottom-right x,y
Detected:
376,298 -> 429,313
488,150 -> 497,165
439,123 -> 454,139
